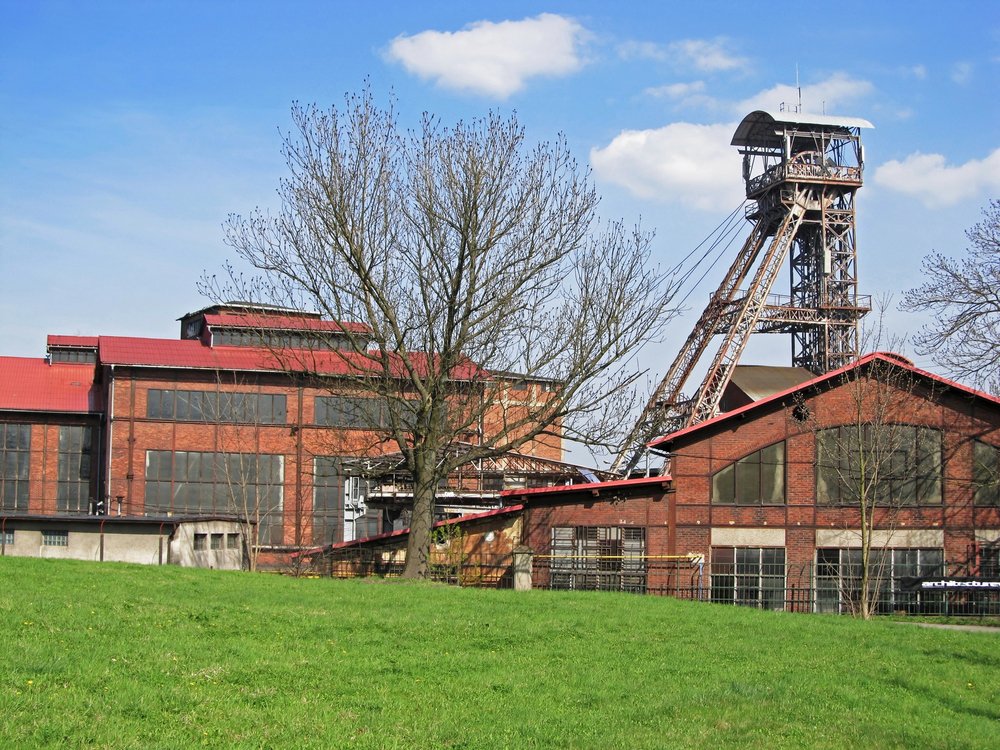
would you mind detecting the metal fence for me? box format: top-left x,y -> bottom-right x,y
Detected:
309,550 -> 1000,616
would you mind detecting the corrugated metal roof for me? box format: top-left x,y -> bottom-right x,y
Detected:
0,357 -> 100,413
97,336 -> 485,379
732,110 -> 874,148
651,352 -> 1000,450
728,365 -> 814,402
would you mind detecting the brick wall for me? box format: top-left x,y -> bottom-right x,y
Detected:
667,372 -> 1000,566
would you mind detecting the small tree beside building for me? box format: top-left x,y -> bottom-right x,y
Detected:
809,353 -> 939,618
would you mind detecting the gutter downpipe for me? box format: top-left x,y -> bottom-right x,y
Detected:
105,364 -> 115,511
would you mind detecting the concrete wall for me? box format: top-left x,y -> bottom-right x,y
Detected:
171,519 -> 245,570
0,518 -> 244,570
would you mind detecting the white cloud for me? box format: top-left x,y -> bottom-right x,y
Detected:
873,148 -> 1000,207
672,38 -> 746,72
735,73 -> 873,115
590,72 -> 878,210
951,61 -> 973,85
619,37 -> 746,72
645,81 -> 706,99
385,13 -> 587,98
590,122 -> 743,211
618,40 -> 667,61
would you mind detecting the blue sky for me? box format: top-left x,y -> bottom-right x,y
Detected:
2,1 -> 998,383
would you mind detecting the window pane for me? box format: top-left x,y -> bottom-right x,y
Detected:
712,464 -> 734,504
760,443 -> 784,503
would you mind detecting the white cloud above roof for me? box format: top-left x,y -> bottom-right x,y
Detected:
734,73 -> 874,116
618,37 -> 747,72
645,81 -> 706,99
873,148 -> 1000,207
385,13 -> 587,98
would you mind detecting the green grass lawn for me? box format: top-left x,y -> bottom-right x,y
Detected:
1,558 -> 997,749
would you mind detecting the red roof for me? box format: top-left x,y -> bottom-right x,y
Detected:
97,336 -> 486,379
0,357 -> 100,413
202,313 -> 371,335
650,351 -> 1000,450
47,335 -> 99,348
501,474 -> 672,500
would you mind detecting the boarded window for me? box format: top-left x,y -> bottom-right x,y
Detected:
548,526 -> 646,593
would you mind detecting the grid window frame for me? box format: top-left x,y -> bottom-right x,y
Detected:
42,530 -> 69,547
57,425 -> 94,513
814,547 -> 945,614
314,396 -> 386,429
549,525 -> 647,593
973,441 -> 1000,506
144,451 -> 284,545
0,423 -> 31,512
711,442 -> 786,505
146,389 -> 286,425
710,546 -> 787,610
816,424 -> 943,506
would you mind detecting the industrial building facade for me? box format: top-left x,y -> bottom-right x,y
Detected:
309,354 -> 1000,613
0,304 -> 586,567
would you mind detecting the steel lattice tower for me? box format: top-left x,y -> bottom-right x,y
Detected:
612,110 -> 872,475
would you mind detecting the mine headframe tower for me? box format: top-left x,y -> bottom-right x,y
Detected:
612,110 -> 874,476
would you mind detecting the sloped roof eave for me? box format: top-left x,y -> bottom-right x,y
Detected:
649,352 -> 1000,451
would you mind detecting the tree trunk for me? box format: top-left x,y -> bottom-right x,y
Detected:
402,453 -> 436,579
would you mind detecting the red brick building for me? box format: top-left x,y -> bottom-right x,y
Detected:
313,353 -> 1000,612
1,304 -> 595,566
650,352 -> 1000,612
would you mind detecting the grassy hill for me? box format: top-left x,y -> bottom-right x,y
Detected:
0,558 -> 997,749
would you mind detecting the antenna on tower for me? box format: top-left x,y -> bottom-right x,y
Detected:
796,64 -> 802,112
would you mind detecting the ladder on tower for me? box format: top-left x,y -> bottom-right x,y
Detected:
611,189 -> 809,476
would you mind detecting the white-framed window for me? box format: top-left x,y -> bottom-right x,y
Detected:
710,547 -> 786,610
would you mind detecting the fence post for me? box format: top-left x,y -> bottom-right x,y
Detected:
513,545 -> 533,591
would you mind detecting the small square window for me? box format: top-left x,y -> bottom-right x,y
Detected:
193,533 -> 207,551
211,533 -> 224,550
1,530 -> 13,545
42,530 -> 69,547
227,533 -> 240,550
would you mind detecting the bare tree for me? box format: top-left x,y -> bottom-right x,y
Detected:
210,88 -> 679,578
902,199 -> 1000,393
